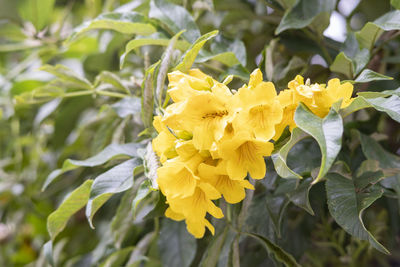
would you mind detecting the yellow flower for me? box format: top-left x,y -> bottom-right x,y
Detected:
163,82 -> 236,151
157,141 -> 204,199
167,183 -> 223,238
232,69 -> 283,141
152,116 -> 177,163
273,75 -> 354,139
198,161 -> 254,204
217,126 -> 274,180
167,69 -> 214,102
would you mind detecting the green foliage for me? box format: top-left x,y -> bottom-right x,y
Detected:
2,0 -> 400,266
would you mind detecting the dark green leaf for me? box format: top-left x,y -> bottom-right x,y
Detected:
362,95 -> 400,123
326,173 -> 389,254
276,0 -> 336,34
245,233 -> 301,267
287,178 -> 315,215
158,219 -> 197,267
149,0 -> 201,43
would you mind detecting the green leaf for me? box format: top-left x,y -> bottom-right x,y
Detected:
275,0 -> 336,34
294,104 -> 343,183
272,127 -> 308,179
120,34 -> 190,68
95,71 -> 130,94
356,22 -> 384,51
326,173 -> 389,254
265,194 -> 290,238
362,95 -> 400,123
358,132 -> 400,170
199,228 -> 236,267
196,38 -> 247,66
355,69 -> 393,83
391,0 -> 400,9
132,180 -> 152,218
158,219 -> 197,267
86,158 -> 143,228
111,97 -> 141,118
175,30 -> 219,73
43,143 -> 142,190
149,0 -> 201,43
339,96 -> 371,118
356,11 -> 400,50
245,233 -> 301,267
68,12 -> 156,42
99,247 -> 135,267
330,52 -> 353,78
287,177 -> 315,215
40,65 -> 92,90
18,0 -> 55,30
47,179 -> 93,240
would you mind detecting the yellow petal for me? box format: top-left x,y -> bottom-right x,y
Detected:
165,207 -> 184,221
249,69 -> 263,88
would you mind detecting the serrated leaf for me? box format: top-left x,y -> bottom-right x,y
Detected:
149,0 -> 200,43
245,233 -> 301,267
40,64 -> 92,90
326,173 -> 389,254
43,143 -> 142,190
294,104 -> 343,183
68,12 -> 156,42
175,30 -> 219,73
47,179 -> 93,240
355,69 -> 393,83
272,127 -> 308,179
275,0 -> 336,34
86,158 -> 143,228
158,219 -> 197,267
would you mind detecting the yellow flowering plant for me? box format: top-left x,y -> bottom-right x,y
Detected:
153,68 -> 355,238
10,1 -> 400,266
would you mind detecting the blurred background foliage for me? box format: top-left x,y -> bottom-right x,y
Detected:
1,0 -> 400,266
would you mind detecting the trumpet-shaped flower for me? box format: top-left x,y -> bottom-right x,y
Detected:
198,161 -> 254,203
167,183 -> 223,238
232,69 -> 283,141
163,82 -> 236,151
217,127 -> 274,180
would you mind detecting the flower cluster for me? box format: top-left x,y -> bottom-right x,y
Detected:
152,68 -> 353,238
